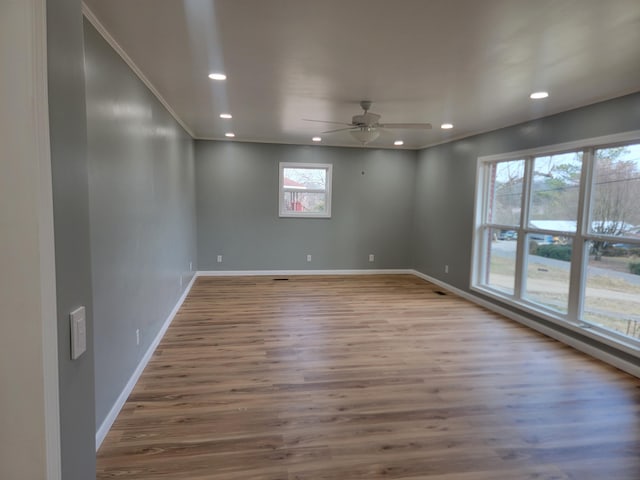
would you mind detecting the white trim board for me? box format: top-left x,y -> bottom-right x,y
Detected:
197,269 -> 414,277
1,0 -> 60,477
95,274 -> 197,450
410,270 -> 640,379
34,0 -> 61,475
81,3 -> 195,138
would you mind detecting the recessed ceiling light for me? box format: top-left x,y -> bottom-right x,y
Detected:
312,136 -> 322,142
208,73 -> 227,80
441,123 -> 454,129
225,132 -> 235,138
394,140 -> 404,146
530,91 -> 549,99
219,113 -> 232,119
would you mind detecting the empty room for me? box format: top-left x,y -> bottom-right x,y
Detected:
3,1 -> 640,479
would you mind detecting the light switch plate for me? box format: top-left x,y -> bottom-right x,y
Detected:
70,306 -> 87,360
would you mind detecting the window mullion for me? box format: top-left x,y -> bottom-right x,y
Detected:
482,162 -> 497,285
473,162 -> 490,286
568,148 -> 594,323
514,156 -> 533,300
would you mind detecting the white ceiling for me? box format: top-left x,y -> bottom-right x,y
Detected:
83,0 -> 640,149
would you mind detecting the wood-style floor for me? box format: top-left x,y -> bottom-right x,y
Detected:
97,275 -> 640,479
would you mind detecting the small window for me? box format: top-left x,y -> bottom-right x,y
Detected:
279,163 -> 332,218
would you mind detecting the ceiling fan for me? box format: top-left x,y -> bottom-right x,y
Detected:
303,100 -> 432,144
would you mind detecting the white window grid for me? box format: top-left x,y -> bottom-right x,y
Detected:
471,131 -> 640,354
278,162 -> 333,218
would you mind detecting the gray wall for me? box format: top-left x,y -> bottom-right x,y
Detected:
84,21 -> 198,429
47,0 -> 96,478
412,91 -> 640,289
196,141 -> 415,270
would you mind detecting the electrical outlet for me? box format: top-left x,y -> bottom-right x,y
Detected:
369,254 -> 375,262
445,265 -> 449,274
217,255 -> 223,263
136,329 -> 140,346
306,254 -> 312,262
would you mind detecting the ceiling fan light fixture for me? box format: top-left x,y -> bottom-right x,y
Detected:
350,128 -> 380,144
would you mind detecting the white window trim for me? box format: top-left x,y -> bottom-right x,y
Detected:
279,162 -> 333,218
471,129 -> 640,356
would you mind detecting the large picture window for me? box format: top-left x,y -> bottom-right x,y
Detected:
473,133 -> 640,351
279,163 -> 332,218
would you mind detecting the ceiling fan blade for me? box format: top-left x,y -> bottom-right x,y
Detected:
303,119 -> 353,126
322,126 -> 357,134
378,123 -> 432,129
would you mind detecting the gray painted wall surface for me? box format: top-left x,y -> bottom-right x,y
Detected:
47,1 -> 96,478
84,21 -> 198,428
412,91 -> 640,290
196,141 -> 416,270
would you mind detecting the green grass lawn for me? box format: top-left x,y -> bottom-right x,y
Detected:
487,253 -> 640,340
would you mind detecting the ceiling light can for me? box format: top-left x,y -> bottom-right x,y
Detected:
530,91 -> 549,99
208,73 -> 227,80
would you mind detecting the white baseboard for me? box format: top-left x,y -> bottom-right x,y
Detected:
95,273 -> 197,450
197,269 -> 413,277
410,269 -> 640,379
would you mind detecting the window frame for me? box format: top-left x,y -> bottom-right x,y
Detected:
278,162 -> 333,218
471,130 -> 640,356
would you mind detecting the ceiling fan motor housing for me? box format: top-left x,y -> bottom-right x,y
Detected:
352,112 -> 381,127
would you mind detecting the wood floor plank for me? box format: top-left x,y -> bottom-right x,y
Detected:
96,275 -> 640,479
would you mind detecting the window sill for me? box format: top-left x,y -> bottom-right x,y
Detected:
278,213 -> 331,219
